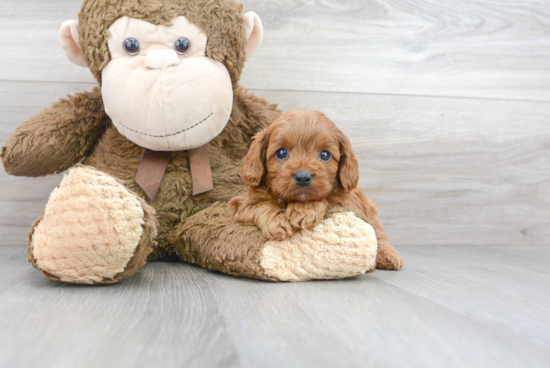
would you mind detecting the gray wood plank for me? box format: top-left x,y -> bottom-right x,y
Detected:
1,244 -> 549,368
0,246 -> 245,368
2,81 -> 549,247
202,250 -> 550,368
378,246 -> 550,348
1,1 -> 550,101
241,0 -> 550,101
0,1 -> 94,84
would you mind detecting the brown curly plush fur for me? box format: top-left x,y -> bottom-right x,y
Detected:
1,88 -> 106,177
78,0 -> 249,85
1,0 -> 281,281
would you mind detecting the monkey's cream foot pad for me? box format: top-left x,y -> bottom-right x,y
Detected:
29,165 -> 155,284
259,211 -> 378,282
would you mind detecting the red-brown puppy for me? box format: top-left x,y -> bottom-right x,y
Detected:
230,109 -> 403,270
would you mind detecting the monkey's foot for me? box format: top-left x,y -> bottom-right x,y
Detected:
259,208 -> 378,281
28,165 -> 157,284
174,205 -> 378,282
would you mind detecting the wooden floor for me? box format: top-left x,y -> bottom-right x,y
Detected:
0,244 -> 549,368
1,0 -> 550,367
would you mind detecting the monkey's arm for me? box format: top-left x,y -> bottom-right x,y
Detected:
1,88 -> 105,177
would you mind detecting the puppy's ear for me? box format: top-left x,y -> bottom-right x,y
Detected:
241,130 -> 269,186
337,132 -> 360,192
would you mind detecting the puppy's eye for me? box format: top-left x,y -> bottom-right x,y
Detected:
320,150 -> 332,162
175,37 -> 191,55
275,148 -> 288,160
123,38 -> 141,56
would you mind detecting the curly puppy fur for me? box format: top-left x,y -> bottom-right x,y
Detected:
230,110 -> 403,270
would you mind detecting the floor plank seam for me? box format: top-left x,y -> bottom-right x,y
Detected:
2,79 -> 550,104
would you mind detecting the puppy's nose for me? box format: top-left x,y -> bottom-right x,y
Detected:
294,171 -> 313,187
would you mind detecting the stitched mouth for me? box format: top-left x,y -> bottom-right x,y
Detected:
116,112 -> 213,138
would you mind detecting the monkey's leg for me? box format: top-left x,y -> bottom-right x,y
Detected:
28,165 -> 157,284
170,205 -> 378,282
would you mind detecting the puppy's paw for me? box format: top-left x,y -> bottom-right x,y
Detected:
228,196 -> 241,215
260,214 -> 295,241
376,244 -> 404,270
286,201 -> 327,230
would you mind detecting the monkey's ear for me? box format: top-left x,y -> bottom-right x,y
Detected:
59,20 -> 87,67
243,11 -> 263,58
241,130 -> 269,186
337,133 -> 360,192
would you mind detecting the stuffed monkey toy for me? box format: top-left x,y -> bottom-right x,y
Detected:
1,0 -> 402,284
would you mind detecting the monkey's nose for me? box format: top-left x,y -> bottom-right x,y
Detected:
294,171 -> 313,187
144,49 -> 180,70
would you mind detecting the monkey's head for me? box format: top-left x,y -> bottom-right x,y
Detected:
60,0 -> 263,151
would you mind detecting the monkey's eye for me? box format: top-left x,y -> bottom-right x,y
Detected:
275,148 -> 288,160
123,38 -> 140,56
175,37 -> 191,55
320,150 -> 332,162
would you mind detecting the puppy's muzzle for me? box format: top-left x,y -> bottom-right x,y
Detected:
294,171 -> 313,187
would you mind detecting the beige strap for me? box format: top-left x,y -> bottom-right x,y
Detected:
135,149 -> 172,202
188,145 -> 214,196
135,146 -> 214,202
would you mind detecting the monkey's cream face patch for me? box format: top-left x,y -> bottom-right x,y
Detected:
102,16 -> 233,151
